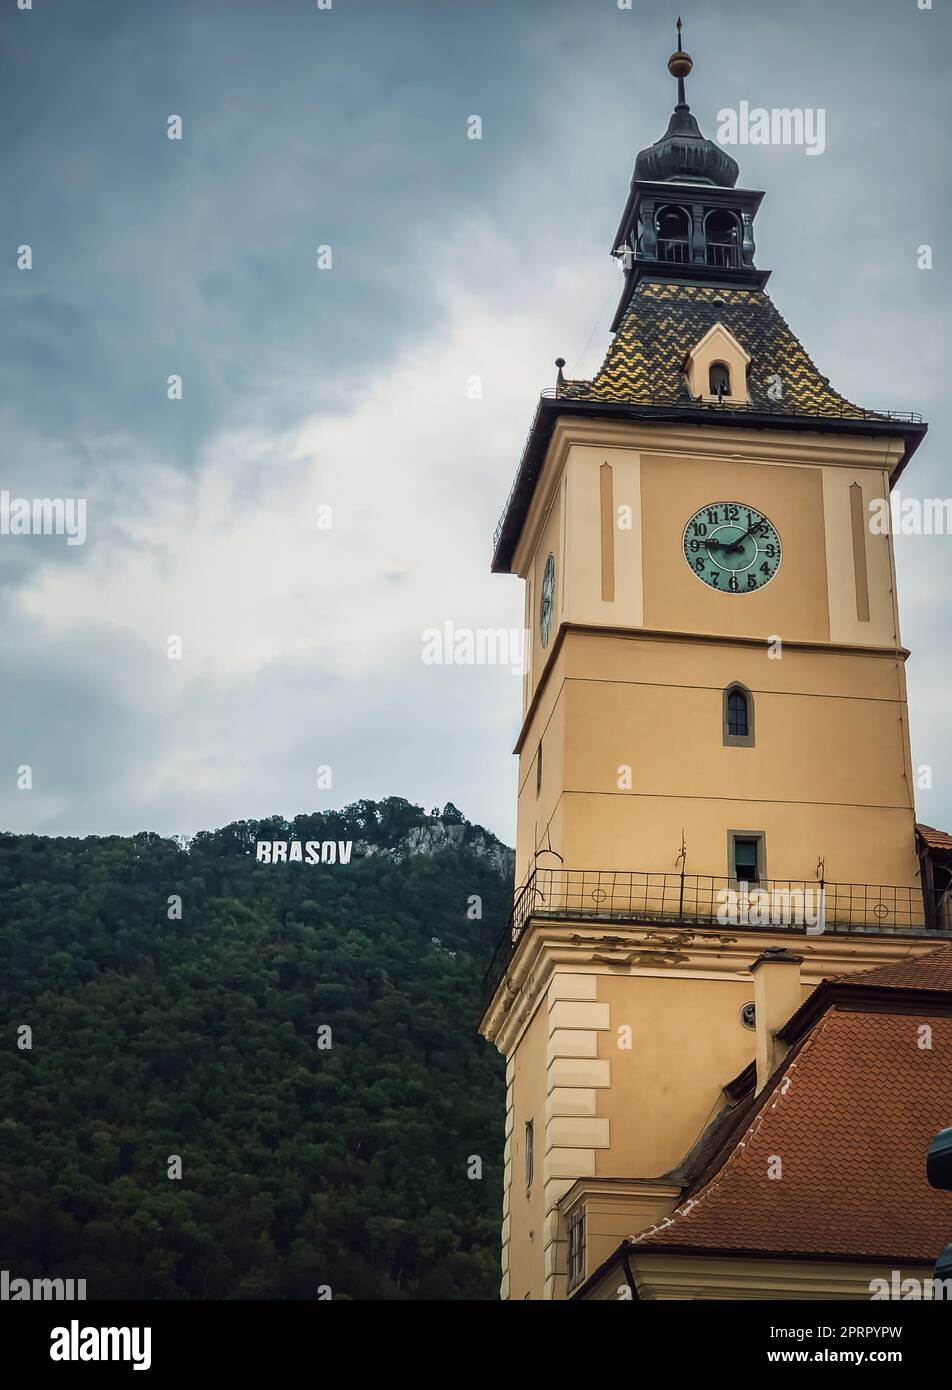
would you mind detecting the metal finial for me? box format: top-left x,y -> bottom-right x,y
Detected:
668,16 -> 693,108
555,357 -> 566,396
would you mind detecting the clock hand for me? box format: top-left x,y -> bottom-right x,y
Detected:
712,518 -> 769,555
706,535 -> 746,555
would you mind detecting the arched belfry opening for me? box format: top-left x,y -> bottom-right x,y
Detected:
705,209 -> 741,268
656,205 -> 691,264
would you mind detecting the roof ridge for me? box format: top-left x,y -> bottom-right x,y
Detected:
825,940 -> 952,989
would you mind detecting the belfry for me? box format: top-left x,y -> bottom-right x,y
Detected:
479,26 -> 952,1301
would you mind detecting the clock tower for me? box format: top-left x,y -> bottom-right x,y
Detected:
480,29 -> 942,1301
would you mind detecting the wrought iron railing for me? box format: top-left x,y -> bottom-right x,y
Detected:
706,242 -> 740,268
482,868 -> 946,1003
537,389 -> 924,421
658,237 -> 691,264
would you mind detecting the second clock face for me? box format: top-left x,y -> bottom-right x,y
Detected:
683,502 -> 781,594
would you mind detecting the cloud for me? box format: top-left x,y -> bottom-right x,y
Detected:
1,0 -> 950,847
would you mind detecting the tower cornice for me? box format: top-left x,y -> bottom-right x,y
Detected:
479,921 -> 948,1054
496,409 -> 921,577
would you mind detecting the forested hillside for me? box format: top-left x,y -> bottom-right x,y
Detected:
0,799 -> 510,1300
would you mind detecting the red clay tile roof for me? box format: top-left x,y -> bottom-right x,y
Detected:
826,943 -> 952,993
917,823 -> 952,852
633,1007 -> 952,1261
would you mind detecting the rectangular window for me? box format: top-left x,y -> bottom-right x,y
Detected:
733,837 -> 760,884
567,1209 -> 586,1290
536,741 -> 542,796
525,1120 -> 534,1189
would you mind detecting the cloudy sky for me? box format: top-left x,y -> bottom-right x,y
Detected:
1,0 -> 949,846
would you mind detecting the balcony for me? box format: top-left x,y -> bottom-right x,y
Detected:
483,868 -> 947,1003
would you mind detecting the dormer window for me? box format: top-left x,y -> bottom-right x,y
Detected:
683,324 -> 751,405
656,205 -> 691,264
709,362 -> 731,398
705,209 -> 740,269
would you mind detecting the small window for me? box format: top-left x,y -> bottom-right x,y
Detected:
536,741 -> 543,797
567,1209 -> 586,1290
709,362 -> 731,398
525,1120 -> 534,1189
733,837 -> 760,884
723,684 -> 754,746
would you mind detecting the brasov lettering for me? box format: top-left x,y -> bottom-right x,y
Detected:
256,840 -> 353,864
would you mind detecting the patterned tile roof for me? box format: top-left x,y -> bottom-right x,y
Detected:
560,280 -> 873,418
633,1005 -> 952,1261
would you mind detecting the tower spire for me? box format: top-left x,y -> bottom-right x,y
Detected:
668,16 -> 694,111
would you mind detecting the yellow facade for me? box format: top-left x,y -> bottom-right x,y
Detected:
514,421 -> 917,890
485,419 -> 933,1300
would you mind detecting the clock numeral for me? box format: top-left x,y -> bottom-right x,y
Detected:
747,574 -> 758,590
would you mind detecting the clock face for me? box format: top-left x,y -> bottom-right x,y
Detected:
540,553 -> 556,647
683,502 -> 781,594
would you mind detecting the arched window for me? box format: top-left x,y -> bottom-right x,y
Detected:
656,205 -> 691,264
724,684 -> 754,746
709,362 -> 731,398
705,209 -> 740,268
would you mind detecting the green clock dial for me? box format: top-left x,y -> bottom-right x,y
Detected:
540,553 -> 556,647
683,502 -> 781,594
